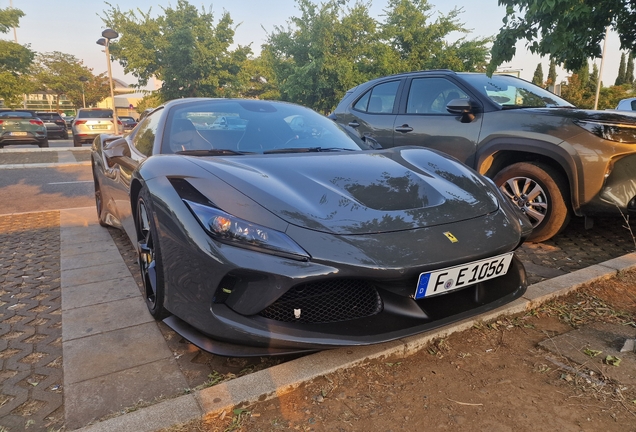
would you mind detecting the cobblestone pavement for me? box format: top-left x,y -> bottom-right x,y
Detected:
517,215 -> 636,285
0,211 -> 63,431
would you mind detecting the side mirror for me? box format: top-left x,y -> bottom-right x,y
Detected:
103,138 -> 131,167
363,136 -> 383,149
446,98 -> 475,123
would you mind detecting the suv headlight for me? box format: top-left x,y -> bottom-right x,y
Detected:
574,119 -> 636,143
184,200 -> 310,261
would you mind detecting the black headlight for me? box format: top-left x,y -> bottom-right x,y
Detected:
184,200 -> 310,261
574,119 -> 636,143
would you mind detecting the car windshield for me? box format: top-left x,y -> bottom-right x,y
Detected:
163,100 -> 367,154
0,111 -> 34,119
459,74 -> 574,109
77,110 -> 113,119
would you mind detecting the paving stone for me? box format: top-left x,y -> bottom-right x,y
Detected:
61,262 -> 132,288
60,248 -> 124,270
0,211 -> 63,431
62,296 -> 153,341
62,322 -> 173,385
64,357 -> 189,430
61,277 -> 140,310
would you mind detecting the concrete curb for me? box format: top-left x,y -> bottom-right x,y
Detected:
74,252 -> 636,432
0,147 -> 91,153
0,161 -> 91,169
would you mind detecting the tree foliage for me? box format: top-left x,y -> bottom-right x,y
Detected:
101,0 -> 251,101
0,6 -> 35,107
488,0 -> 636,74
265,0 -> 491,113
615,52 -> 627,86
265,0 -> 392,113
626,52 -> 634,85
531,63 -> 543,86
32,52 -> 109,111
546,59 -> 557,89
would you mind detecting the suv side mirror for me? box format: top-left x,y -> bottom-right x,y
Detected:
446,98 -> 475,123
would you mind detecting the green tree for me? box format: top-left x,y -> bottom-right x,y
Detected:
32,52 -> 107,112
265,0 -> 391,112
63,73 -> 111,109
531,63 -> 543,86
102,0 -> 251,101
626,52 -> 634,85
546,60 -> 557,89
488,0 -> 636,74
589,63 -> 599,94
0,6 -> 35,107
381,0 -> 491,72
265,0 -> 491,113
615,52 -> 627,85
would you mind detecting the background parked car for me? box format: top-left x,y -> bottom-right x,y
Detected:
330,71 -> 636,242
0,110 -> 48,148
64,116 -> 74,129
118,116 -> 138,131
35,111 -> 69,139
616,97 -> 636,111
72,108 -> 123,147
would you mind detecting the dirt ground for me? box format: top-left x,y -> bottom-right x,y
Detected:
165,270 -> 636,432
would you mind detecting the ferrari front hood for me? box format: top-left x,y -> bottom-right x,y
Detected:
191,147 -> 499,235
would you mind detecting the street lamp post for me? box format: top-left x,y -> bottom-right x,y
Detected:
97,29 -> 120,133
79,76 -> 88,108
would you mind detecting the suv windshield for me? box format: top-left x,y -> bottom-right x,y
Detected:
459,73 -> 574,109
77,109 -> 113,119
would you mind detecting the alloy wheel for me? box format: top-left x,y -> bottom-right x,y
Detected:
499,176 -> 548,227
137,200 -> 158,308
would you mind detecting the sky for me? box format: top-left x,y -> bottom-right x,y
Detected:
2,0 -> 627,89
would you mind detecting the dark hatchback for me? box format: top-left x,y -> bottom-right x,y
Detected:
330,71 -> 636,242
36,111 -> 69,139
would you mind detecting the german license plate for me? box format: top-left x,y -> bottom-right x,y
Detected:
10,131 -> 27,136
415,252 -> 514,299
91,125 -> 109,130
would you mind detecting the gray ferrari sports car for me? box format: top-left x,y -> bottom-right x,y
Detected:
91,98 -> 532,356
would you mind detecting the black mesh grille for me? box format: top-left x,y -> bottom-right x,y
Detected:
259,280 -> 383,324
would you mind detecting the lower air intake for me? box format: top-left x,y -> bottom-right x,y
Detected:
259,279 -> 383,324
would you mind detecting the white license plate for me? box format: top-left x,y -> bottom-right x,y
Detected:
10,131 -> 28,136
415,252 -> 514,299
91,125 -> 109,130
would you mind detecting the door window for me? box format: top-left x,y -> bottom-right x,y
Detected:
353,81 -> 400,114
131,110 -> 162,156
406,78 -> 469,114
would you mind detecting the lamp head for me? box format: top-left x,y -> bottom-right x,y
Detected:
102,28 -> 119,40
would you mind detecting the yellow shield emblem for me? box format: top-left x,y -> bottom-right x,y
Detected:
443,232 -> 458,243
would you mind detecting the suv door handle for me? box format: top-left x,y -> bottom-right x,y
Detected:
395,125 -> 413,133
348,121 -> 360,128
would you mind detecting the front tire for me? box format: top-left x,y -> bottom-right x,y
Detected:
493,162 -> 570,243
136,187 -> 170,320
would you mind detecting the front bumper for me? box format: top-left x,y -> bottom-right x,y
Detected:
584,153 -> 636,214
154,195 -> 528,353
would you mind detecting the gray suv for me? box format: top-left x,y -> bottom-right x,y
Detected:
330,71 -> 636,242
72,108 -> 122,147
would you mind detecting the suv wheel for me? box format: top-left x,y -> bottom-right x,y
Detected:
73,136 -> 82,147
38,138 -> 49,148
493,162 -> 569,243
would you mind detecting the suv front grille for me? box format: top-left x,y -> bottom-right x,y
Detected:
259,279 -> 383,324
